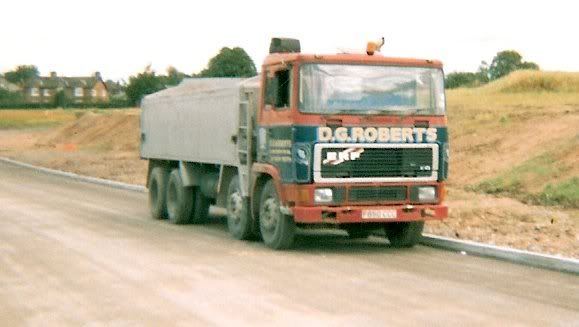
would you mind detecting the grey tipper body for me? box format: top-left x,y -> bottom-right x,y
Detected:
140,77 -> 260,166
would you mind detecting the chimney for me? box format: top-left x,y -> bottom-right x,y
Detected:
94,71 -> 102,80
50,72 -> 57,78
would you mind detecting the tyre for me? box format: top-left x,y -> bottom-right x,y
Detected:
190,186 -> 210,224
259,180 -> 295,249
226,176 -> 253,240
385,221 -> 424,248
148,166 -> 169,219
166,169 -> 194,224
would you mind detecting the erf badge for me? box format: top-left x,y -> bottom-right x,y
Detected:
323,148 -> 364,166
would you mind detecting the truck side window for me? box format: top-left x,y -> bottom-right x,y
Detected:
275,69 -> 290,108
265,68 -> 291,109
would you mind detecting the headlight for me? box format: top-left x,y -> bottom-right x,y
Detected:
296,148 -> 307,160
293,143 -> 311,183
314,188 -> 333,203
293,143 -> 310,164
418,186 -> 436,202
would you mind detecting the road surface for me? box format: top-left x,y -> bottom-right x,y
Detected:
0,161 -> 577,326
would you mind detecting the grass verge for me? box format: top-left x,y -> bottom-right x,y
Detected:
475,138 -> 578,208
0,109 -> 79,129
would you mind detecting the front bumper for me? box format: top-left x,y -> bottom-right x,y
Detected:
292,203 -> 447,224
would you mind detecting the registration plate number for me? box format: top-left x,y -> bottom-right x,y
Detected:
362,209 -> 397,219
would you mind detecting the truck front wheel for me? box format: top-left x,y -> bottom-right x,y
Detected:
149,166 -> 169,219
226,176 -> 253,240
385,221 -> 424,248
166,169 -> 194,224
259,180 -> 295,249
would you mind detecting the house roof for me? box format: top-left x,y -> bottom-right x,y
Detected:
64,77 -> 99,88
25,76 -> 103,89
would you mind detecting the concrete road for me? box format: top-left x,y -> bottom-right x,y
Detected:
0,161 -> 578,326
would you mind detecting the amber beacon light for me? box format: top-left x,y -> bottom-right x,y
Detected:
366,37 -> 385,55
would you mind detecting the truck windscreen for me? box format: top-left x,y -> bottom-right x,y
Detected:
299,64 -> 445,116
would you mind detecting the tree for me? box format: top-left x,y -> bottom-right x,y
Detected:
477,61 -> 490,84
53,90 -> 68,108
445,61 -> 490,89
125,65 -> 165,106
445,72 -> 481,89
198,47 -> 257,78
0,88 -> 22,105
489,50 -> 539,80
164,66 -> 187,86
4,65 -> 39,86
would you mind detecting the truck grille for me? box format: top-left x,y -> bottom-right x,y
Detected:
349,186 -> 407,203
314,144 -> 438,183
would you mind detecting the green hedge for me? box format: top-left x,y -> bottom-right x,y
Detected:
0,99 -> 132,109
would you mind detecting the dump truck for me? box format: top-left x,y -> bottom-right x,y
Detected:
140,38 -> 449,249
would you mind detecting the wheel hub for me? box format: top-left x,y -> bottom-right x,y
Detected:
228,192 -> 243,223
261,198 -> 278,231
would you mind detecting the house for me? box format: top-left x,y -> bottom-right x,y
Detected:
0,77 -> 20,92
23,72 -> 109,104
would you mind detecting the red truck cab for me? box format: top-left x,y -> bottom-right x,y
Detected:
252,39 -> 448,247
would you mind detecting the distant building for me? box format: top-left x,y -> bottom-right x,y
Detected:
0,77 -> 20,92
22,72 -> 109,104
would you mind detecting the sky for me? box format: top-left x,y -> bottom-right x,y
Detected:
1,0 -> 578,81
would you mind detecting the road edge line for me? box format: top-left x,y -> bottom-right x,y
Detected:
2,156 -> 578,274
0,157 -> 146,193
421,234 -> 579,275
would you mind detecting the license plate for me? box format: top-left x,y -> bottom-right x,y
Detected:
362,209 -> 397,219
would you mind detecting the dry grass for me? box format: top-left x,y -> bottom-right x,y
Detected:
0,109 -> 79,129
481,70 -> 579,93
447,71 -> 579,207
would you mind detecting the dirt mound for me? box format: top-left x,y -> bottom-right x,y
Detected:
446,83 -> 579,209
482,70 -> 579,93
38,110 -> 140,152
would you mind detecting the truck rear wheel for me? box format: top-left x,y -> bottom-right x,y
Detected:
385,221 -> 424,248
166,169 -> 194,224
149,166 -> 169,219
259,180 -> 295,250
226,176 -> 253,240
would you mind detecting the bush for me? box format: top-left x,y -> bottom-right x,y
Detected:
446,72 -> 487,89
53,90 -> 69,108
539,178 -> 579,208
0,89 -> 23,106
125,67 -> 165,106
